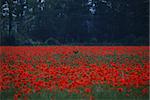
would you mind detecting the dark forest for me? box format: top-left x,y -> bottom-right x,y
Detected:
0,0 -> 149,45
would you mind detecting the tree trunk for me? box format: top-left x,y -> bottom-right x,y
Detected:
8,0 -> 12,37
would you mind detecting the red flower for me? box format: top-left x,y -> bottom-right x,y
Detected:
118,88 -> 123,92
85,88 -> 92,93
90,95 -> 95,100
14,93 -> 21,100
142,88 -> 148,95
126,94 -> 130,97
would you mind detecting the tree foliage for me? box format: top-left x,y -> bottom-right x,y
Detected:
0,0 -> 149,45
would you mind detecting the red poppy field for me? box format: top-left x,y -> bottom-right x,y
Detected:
0,46 -> 149,100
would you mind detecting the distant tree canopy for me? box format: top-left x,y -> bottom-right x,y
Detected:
0,0 -> 149,45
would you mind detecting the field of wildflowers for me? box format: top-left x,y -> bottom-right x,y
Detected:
0,46 -> 149,100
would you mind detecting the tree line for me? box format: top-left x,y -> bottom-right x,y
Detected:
0,0 -> 149,45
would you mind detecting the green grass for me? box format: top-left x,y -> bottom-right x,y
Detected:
0,87 -> 149,100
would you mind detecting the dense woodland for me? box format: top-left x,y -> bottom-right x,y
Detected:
0,0 -> 149,45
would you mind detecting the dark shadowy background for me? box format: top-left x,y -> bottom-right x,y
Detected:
0,0 -> 149,45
